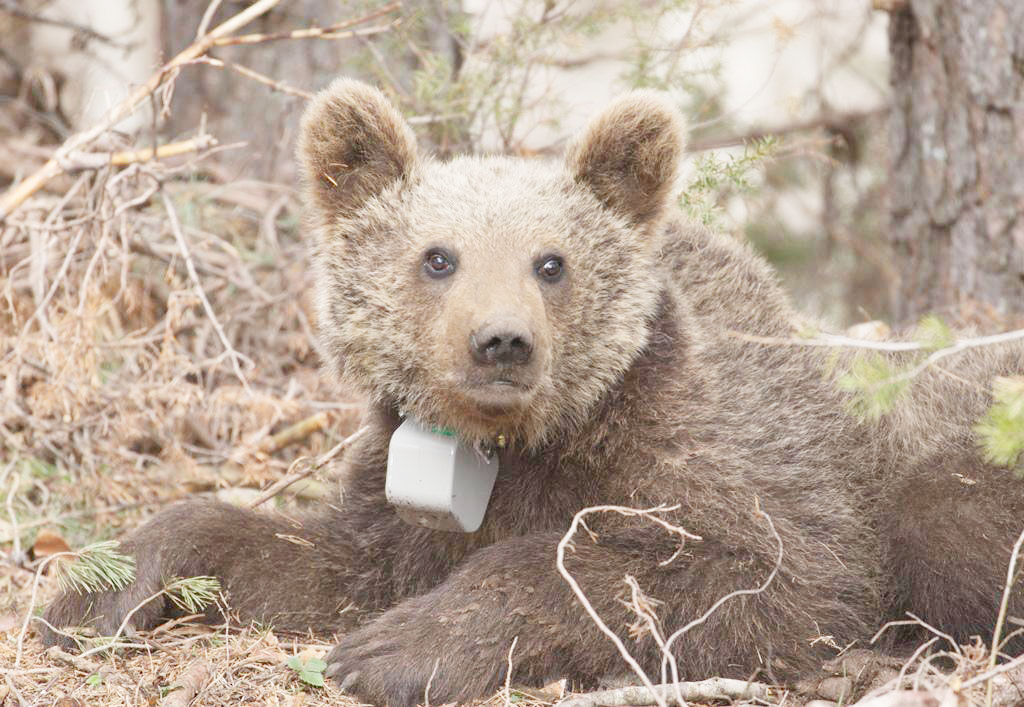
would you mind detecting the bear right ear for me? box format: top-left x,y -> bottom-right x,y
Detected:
566,91 -> 686,226
298,79 -> 418,219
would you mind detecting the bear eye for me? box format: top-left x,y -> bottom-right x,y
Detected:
536,255 -> 564,283
424,249 -> 456,278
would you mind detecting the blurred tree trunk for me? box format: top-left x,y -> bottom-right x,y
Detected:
887,0 -> 1024,325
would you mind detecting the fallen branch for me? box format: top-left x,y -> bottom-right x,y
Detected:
44,645 -> 99,673
248,426 -> 369,509
162,659 -> 212,707
258,412 -> 331,454
57,135 -> 219,172
161,190 -> 253,392
985,526 -> 1024,706
212,15 -> 399,47
0,0 -> 281,221
558,678 -> 773,707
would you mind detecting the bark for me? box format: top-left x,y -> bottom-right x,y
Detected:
888,0 -> 1024,324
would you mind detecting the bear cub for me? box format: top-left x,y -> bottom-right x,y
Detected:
43,80 -> 1024,706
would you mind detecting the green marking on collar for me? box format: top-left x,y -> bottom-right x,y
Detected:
431,426 -> 456,437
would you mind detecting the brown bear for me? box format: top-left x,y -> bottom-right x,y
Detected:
42,80 -> 1024,706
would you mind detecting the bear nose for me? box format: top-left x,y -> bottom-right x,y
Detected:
470,319 -> 533,366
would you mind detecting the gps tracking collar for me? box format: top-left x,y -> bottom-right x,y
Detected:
385,417 -> 500,532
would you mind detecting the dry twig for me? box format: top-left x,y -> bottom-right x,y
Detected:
555,504 -> 701,707
248,426 -> 370,509
986,526 -> 1024,706
160,189 -> 252,391
258,412 -> 331,455
558,678 -> 773,707
162,660 -> 212,707
0,0 -> 282,220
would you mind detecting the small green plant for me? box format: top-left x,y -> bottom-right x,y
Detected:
834,314 -> 955,422
913,314 -> 954,351
837,353 -> 910,422
55,541 -> 136,595
975,376 -> 1024,474
86,673 -> 103,688
287,656 -> 327,688
682,136 -> 779,227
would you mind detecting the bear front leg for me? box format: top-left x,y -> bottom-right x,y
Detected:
325,525 -> 872,706
42,498 -> 362,648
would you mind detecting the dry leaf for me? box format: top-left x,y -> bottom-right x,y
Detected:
33,529 -> 72,558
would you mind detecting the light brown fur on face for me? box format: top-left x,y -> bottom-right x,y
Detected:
42,80 -> 1024,707
308,129 -> 673,446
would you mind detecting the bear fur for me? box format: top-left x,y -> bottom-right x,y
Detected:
43,80 -> 1024,706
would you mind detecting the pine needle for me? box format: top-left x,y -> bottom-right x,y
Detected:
55,541 -> 136,595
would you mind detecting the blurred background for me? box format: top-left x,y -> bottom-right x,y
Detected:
3,0 -> 900,323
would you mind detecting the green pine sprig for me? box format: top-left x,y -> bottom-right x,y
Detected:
976,376 -> 1024,473
55,541 -> 136,595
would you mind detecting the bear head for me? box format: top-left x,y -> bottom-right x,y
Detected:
298,79 -> 686,447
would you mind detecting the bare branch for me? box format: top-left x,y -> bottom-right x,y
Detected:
247,426 -> 370,509
0,0 -> 402,220
986,526 -> 1024,706
558,678 -> 773,707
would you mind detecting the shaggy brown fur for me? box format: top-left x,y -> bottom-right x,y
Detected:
43,80 -> 1023,706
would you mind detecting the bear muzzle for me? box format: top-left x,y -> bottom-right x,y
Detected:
469,318 -> 534,366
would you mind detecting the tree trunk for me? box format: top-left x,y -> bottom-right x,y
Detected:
888,0 -> 1024,325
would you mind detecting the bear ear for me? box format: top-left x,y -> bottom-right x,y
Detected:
298,78 -> 418,219
566,91 -> 686,225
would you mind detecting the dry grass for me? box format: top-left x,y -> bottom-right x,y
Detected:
0,127 -> 373,703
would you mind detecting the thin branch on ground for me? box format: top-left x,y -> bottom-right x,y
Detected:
558,678 -> 773,707
247,426 -> 370,509
503,635 -> 519,707
986,526 -> 1024,707
660,504 -> 783,681
258,412 -> 331,455
14,550 -> 80,667
57,135 -> 218,172
162,659 -> 212,707
424,656 -> 441,707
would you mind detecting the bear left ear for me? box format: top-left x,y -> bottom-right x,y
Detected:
298,78 -> 419,220
566,91 -> 686,225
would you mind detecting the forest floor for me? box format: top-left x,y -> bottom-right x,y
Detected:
0,146 -> 372,704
